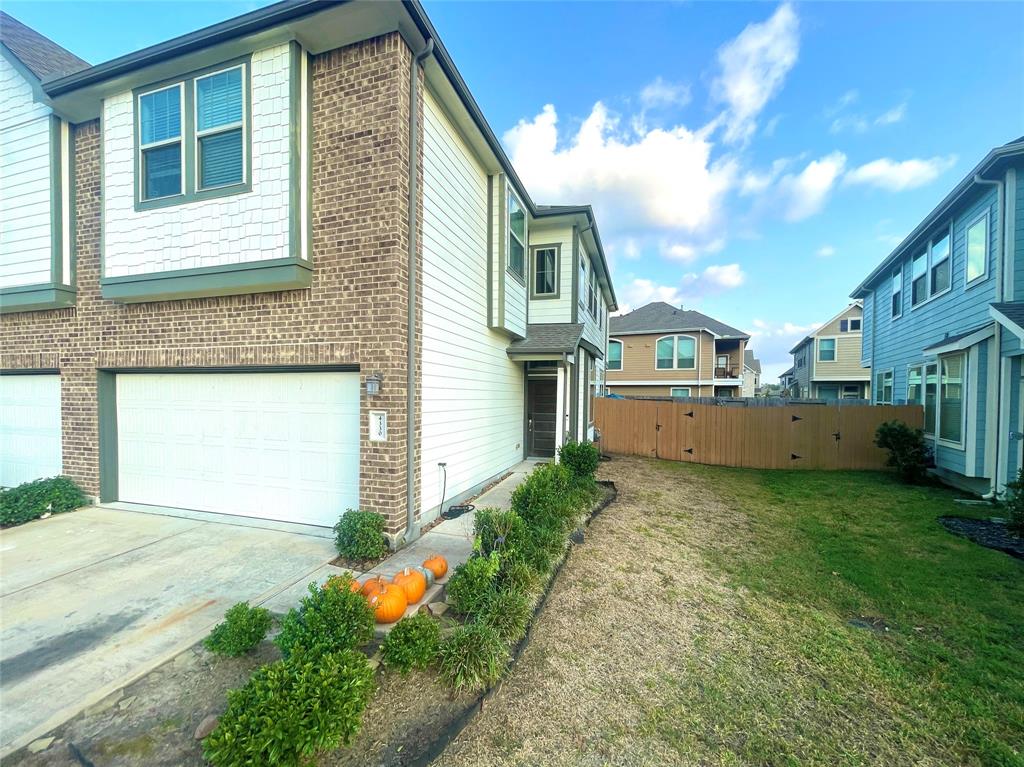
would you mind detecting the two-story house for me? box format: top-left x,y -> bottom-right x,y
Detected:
787,301 -> 871,400
852,137 -> 1024,494
605,302 -> 749,397
741,349 -> 761,397
0,2 -> 617,545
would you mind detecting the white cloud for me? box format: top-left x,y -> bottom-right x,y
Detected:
663,243 -> 698,263
615,278 -> 686,315
747,318 -> 823,382
815,245 -> 836,258
614,264 -> 746,314
503,101 -> 736,233
776,151 -> 847,221
710,3 -> 800,145
829,115 -> 869,134
825,89 -> 859,117
739,157 -> 793,196
844,155 -> 957,192
698,263 -> 745,289
640,76 -> 692,109
828,94 -> 909,134
875,102 -> 907,126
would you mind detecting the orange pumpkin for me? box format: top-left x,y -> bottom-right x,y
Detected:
369,582 -> 408,623
392,566 -> 427,604
360,576 -> 389,598
422,554 -> 448,580
323,575 -> 361,594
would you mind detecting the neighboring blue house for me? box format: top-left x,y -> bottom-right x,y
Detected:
852,137 -> 1024,495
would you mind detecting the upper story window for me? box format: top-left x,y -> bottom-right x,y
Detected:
579,257 -> 587,310
966,212 -> 988,284
656,335 -> 696,370
588,265 -> 598,317
607,340 -> 622,370
532,246 -> 557,297
507,190 -> 526,280
910,227 -> 952,308
840,318 -> 862,332
818,338 -> 836,361
135,59 -> 250,208
891,267 -> 902,318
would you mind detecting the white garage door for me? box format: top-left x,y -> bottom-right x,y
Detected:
0,374 -> 63,488
116,372 -> 360,527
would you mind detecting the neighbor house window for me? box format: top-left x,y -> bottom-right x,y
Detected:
966,213 -> 988,284
850,318 -> 861,331
656,335 -> 696,370
670,387 -> 691,398
196,66 -> 244,189
136,58 -> 250,206
840,319 -> 848,332
891,266 -> 902,318
911,226 -> 953,306
818,338 -> 836,362
939,354 -> 964,443
532,247 -> 557,297
507,191 -> 526,279
607,340 -> 622,370
841,384 -> 861,399
139,84 -> 183,200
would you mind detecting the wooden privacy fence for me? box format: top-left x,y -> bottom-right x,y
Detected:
594,398 -> 924,470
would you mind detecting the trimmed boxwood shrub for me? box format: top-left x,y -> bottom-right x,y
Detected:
0,476 -> 89,527
558,440 -> 600,482
479,588 -> 531,644
874,420 -> 930,485
380,612 -> 441,673
473,508 -> 528,558
438,622 -> 509,693
203,648 -> 374,767
204,602 -> 273,657
276,580 -> 374,661
333,509 -> 388,562
445,552 -> 499,617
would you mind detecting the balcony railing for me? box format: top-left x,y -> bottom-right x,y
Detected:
714,366 -> 740,379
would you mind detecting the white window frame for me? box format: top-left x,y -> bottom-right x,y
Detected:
670,387 -> 691,398
531,246 -> 558,298
891,266 -> 903,319
849,318 -> 861,331
607,339 -> 623,371
579,257 -> 587,310
875,368 -> 894,405
818,338 -> 837,362
911,223 -> 953,310
506,187 -> 527,281
588,264 -> 598,318
937,352 -> 967,448
655,334 -> 697,371
193,63 -> 247,192
137,82 -> 185,201
965,211 -> 990,287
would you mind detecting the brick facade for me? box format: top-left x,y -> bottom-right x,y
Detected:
0,33 -> 424,536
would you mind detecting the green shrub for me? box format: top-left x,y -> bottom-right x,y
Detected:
333,509 -> 388,562
473,508 -> 528,558
0,476 -> 89,527
495,554 -> 542,595
276,580 -> 374,661
438,622 -> 509,693
558,440 -> 600,483
203,648 -> 374,767
1002,468 -> 1024,536
479,588 -> 532,644
510,463 -> 576,531
204,602 -> 272,657
380,612 -> 441,673
875,420 -> 931,484
445,552 -> 499,617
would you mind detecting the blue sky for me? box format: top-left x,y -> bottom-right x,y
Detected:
7,1 -> 1023,380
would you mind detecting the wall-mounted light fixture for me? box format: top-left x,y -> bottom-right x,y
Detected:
365,372 -> 383,397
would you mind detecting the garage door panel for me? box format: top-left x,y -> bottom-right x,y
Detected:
1,374 -> 62,488
116,372 -> 359,527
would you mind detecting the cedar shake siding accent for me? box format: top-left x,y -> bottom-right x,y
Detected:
0,34 -> 422,535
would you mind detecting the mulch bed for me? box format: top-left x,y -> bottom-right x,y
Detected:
939,516 -> 1024,559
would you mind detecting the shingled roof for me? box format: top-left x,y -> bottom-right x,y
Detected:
744,349 -> 761,374
610,302 -> 749,339
0,12 -> 88,82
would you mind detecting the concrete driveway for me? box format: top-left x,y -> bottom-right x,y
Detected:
0,507 -> 336,756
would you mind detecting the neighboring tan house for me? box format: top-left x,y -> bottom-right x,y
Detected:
741,349 -> 761,397
852,137 -> 1024,495
788,302 -> 871,400
0,4 -> 617,543
606,302 -> 749,397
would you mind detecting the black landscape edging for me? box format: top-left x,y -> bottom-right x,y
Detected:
939,516 -> 1024,560
408,480 -> 618,767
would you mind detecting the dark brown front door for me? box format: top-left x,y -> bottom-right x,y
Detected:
527,379 -> 557,457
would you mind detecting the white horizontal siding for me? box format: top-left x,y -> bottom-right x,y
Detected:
102,44 -> 293,278
528,224 -> 573,323
0,55 -> 52,289
580,240 -> 606,349
420,89 -> 523,522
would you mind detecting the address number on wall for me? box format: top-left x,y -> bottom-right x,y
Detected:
369,410 -> 387,442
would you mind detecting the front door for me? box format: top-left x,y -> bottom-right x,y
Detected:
527,379 -> 557,457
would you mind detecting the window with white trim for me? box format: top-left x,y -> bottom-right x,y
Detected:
656,335 -> 696,370
910,227 -> 952,307
588,264 -> 598,317
670,387 -> 691,398
875,370 -> 893,404
195,67 -> 244,189
966,213 -> 988,284
818,338 -> 836,362
939,353 -> 964,443
891,266 -> 902,318
607,340 -> 622,370
139,84 -> 184,200
850,318 -> 861,331
533,247 -> 557,296
507,190 -> 526,279
579,257 -> 587,310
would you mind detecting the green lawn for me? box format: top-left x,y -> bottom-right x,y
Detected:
691,465 -> 1024,767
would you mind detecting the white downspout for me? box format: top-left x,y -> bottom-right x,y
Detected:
975,173 -> 1004,497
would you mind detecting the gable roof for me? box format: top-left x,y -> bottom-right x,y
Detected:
789,301 -> 862,353
743,349 -> 761,374
0,12 -> 88,82
851,136 -> 1024,298
610,302 -> 749,339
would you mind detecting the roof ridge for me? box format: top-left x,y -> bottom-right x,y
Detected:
1,11 -> 89,81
